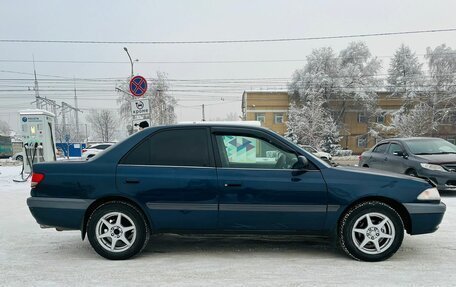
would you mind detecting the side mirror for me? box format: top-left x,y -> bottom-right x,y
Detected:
294,156 -> 309,170
393,151 -> 403,157
393,151 -> 408,159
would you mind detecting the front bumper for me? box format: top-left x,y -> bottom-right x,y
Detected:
27,197 -> 94,230
418,170 -> 456,192
404,202 -> 446,235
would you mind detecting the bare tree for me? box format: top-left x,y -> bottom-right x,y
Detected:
86,109 -> 118,142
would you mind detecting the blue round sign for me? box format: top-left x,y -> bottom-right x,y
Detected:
129,75 -> 148,97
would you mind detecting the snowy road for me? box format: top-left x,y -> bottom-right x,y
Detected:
1,166 -> 455,287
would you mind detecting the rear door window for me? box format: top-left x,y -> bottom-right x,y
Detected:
373,143 -> 388,153
121,128 -> 212,167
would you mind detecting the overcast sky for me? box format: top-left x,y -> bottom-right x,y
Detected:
1,0 -> 456,131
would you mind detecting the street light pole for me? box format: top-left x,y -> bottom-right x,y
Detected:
123,47 -> 134,78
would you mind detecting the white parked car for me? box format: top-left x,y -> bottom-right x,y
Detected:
301,145 -> 332,161
81,143 -> 114,160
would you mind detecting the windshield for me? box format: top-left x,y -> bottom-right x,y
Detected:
405,139 -> 456,155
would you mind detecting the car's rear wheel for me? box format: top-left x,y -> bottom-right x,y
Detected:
87,201 -> 149,260
16,155 -> 23,161
339,201 -> 404,262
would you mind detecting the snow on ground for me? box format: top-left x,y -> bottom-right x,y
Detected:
0,165 -> 455,287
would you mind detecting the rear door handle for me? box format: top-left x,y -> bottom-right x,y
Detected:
224,183 -> 242,187
125,178 -> 140,184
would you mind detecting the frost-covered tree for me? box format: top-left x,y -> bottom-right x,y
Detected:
285,98 -> 340,153
387,44 -> 424,101
424,44 -> 456,133
117,72 -> 177,126
385,44 -> 456,137
288,42 -> 381,145
338,42 -> 383,138
289,47 -> 340,103
391,103 -> 435,137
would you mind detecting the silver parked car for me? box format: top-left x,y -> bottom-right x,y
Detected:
359,137 -> 456,192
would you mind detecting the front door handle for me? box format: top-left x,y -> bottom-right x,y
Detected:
224,183 -> 242,187
125,178 -> 140,184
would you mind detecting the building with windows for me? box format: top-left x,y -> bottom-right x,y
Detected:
241,90 -> 456,154
241,91 -> 289,135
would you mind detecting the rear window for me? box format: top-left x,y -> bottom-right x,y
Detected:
95,144 -> 111,150
121,128 -> 212,167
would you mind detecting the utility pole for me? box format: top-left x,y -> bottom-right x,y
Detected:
61,101 -> 83,144
74,79 -> 80,140
61,101 -> 67,141
32,56 -> 40,109
201,104 -> 206,121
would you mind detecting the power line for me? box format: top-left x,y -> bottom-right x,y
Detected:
3,51 -> 456,65
1,28 -> 456,45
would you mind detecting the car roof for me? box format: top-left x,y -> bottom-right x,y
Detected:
147,123 -> 274,132
378,137 -> 443,143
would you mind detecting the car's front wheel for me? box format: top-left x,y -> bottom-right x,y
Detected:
87,201 -> 150,260
339,201 -> 404,261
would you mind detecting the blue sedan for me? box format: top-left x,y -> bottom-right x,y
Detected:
27,124 -> 446,261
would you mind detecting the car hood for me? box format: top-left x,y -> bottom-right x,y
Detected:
413,154 -> 456,164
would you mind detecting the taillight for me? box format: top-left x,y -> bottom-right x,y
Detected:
358,155 -> 362,161
31,172 -> 45,188
82,149 -> 87,153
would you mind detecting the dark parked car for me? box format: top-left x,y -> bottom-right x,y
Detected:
27,124 -> 445,261
359,137 -> 456,192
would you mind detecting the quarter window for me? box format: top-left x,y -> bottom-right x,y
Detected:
121,128 -> 211,167
215,134 -> 298,169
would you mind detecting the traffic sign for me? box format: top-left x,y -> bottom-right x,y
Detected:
130,99 -> 150,116
129,75 -> 148,97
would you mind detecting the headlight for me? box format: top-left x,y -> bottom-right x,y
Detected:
420,163 -> 447,172
417,187 -> 441,201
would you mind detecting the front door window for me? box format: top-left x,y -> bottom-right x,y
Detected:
215,135 -> 298,169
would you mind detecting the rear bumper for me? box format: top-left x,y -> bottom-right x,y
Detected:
404,202 -> 446,235
27,197 -> 94,230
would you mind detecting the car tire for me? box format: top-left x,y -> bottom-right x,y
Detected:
87,201 -> 150,260
339,201 -> 404,262
16,155 -> 23,161
406,169 -> 418,177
